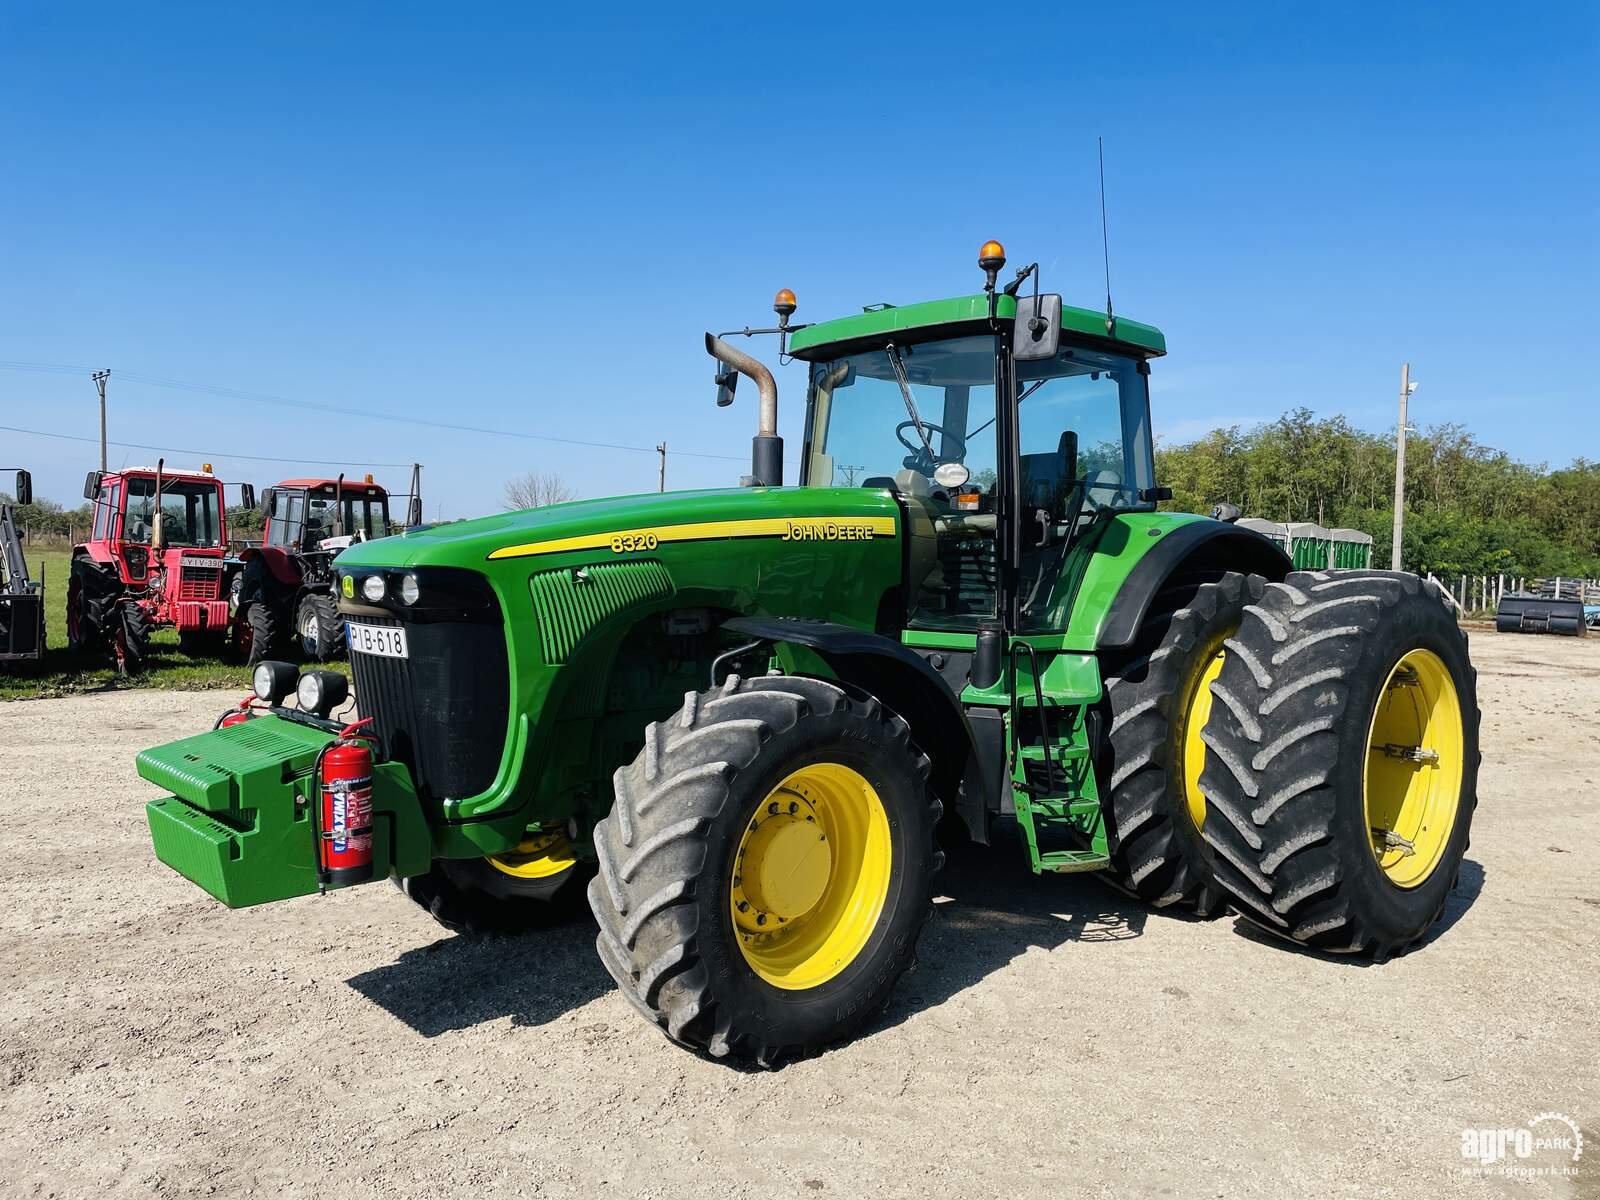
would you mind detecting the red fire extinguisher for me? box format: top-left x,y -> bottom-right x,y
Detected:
315,719 -> 376,890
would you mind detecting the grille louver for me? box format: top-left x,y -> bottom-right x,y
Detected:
529,560 -> 673,662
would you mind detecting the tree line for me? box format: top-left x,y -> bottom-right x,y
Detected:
1157,408 -> 1600,578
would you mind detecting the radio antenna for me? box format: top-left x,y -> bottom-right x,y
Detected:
1098,136 -> 1114,335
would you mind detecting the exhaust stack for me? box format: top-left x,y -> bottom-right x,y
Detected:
705,333 -> 782,487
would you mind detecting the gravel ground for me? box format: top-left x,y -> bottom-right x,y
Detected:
1,629 -> 1596,1199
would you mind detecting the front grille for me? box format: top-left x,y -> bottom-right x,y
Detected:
349,610 -> 510,804
179,566 -> 222,600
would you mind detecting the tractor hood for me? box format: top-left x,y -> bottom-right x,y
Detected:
333,486 -> 905,571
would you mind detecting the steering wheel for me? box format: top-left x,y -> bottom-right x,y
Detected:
894,420 -> 966,473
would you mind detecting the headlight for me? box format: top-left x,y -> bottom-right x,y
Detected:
398,573 -> 420,605
295,669 -> 349,717
252,660 -> 299,705
361,574 -> 386,603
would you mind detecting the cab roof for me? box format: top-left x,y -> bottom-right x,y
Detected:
785,292 -> 1166,360
107,465 -> 221,482
276,477 -> 389,494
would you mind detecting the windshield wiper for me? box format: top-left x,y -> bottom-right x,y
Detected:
885,343 -> 935,462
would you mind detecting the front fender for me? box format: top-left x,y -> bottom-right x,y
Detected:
722,616 -> 993,841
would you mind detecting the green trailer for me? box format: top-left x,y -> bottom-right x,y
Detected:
1329,526 -> 1375,569
1251,521 -> 1373,570
134,243 -> 1481,1065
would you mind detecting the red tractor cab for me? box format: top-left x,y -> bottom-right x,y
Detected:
70,461 -> 254,671
233,471 -> 418,663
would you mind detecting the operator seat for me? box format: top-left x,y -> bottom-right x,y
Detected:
1016,432 -> 1080,618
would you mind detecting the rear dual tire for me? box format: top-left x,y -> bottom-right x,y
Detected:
1097,571 -> 1264,913
1200,570 -> 1480,957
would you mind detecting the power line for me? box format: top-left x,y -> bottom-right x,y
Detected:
0,423 -> 413,469
0,360 -> 749,463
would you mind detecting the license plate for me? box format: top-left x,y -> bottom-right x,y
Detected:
346,622 -> 408,659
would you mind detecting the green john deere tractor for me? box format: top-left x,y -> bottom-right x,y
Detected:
136,243 -> 1480,1065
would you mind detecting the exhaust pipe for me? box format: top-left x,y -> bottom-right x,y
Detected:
705,333 -> 782,487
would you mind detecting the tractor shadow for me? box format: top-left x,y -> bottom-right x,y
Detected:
870,826 -> 1158,1037
345,916 -> 612,1037
1225,857 -> 1487,964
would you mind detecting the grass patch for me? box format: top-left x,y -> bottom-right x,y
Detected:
0,548 -> 351,701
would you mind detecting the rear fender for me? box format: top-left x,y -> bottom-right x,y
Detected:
1094,518 -> 1291,650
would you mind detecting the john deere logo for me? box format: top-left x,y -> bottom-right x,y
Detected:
340,575 -> 355,598
780,520 -> 878,542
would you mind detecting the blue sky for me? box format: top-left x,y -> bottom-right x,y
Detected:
2,2 -> 1594,516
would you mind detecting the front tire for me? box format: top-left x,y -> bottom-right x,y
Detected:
297,592 -> 344,661
1200,570 -> 1480,957
589,675 -> 942,1066
239,601 -> 282,665
398,832 -> 587,935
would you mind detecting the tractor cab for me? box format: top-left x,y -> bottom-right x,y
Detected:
72,462 -> 250,666
233,472 -> 418,665
787,291 -> 1165,632
262,476 -> 392,556
84,464 -> 234,583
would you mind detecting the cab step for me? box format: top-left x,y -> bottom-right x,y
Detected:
1035,848 -> 1111,873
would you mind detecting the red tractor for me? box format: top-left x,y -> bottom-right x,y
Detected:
69,461 -> 254,672
232,468 -> 421,664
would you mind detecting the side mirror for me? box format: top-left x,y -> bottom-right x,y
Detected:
239,483 -> 256,510
83,470 -> 102,501
1013,293 -> 1062,362
259,487 -> 274,515
714,363 -> 738,408
14,470 -> 32,506
1211,501 -> 1241,524
407,497 -> 423,526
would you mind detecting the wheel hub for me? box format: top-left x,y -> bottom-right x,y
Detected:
735,789 -> 832,923
729,762 -> 892,991
1363,647 -> 1464,888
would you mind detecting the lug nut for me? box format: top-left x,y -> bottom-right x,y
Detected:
756,914 -> 767,926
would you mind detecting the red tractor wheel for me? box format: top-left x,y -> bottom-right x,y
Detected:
112,601 -> 150,676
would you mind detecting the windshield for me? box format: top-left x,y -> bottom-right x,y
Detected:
805,334 -> 1000,628
804,334 -> 999,494
271,488 -> 390,548
123,477 -> 223,547
308,493 -> 388,541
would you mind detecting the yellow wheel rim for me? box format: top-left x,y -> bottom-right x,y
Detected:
1363,648 -> 1465,888
487,829 -> 576,880
1175,630 -> 1231,832
730,762 -> 892,991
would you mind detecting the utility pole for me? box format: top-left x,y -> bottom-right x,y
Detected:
1391,362 -> 1411,571
92,370 -> 111,472
657,442 -> 667,493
